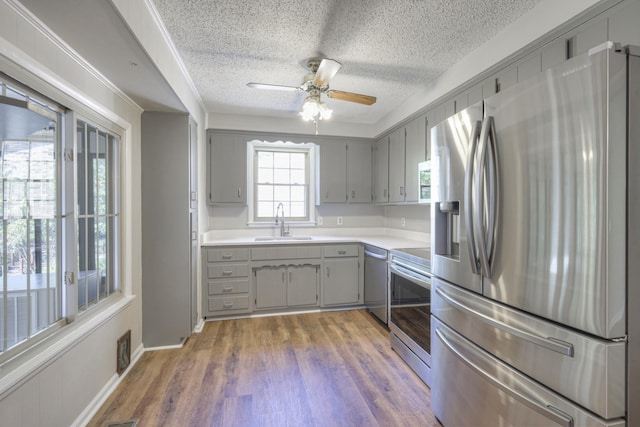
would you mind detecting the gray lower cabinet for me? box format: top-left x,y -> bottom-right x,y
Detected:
203,247 -> 251,316
203,243 -> 364,317
322,245 -> 362,306
254,264 -> 319,309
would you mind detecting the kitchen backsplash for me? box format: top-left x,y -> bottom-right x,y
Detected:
207,203 -> 429,233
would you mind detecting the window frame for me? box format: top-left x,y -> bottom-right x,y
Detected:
246,139 -> 316,227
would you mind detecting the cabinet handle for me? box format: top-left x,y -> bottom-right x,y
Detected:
326,266 -> 330,278
282,271 -> 285,282
351,190 -> 356,199
221,255 -> 232,260
289,271 -> 292,282
222,287 -> 233,293
237,187 -> 242,198
400,186 -> 404,196
325,190 -> 329,199
384,189 -> 387,198
338,250 -> 347,255
222,270 -> 233,276
223,302 -> 234,309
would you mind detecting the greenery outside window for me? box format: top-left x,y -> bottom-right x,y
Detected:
247,140 -> 316,226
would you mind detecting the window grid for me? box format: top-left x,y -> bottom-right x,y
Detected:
254,148 -> 309,221
76,121 -> 119,313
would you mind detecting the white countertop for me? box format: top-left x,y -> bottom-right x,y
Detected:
201,227 -> 429,251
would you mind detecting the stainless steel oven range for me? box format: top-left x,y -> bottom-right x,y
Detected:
388,247 -> 431,386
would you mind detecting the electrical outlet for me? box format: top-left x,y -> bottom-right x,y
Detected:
337,216 -> 343,225
400,217 -> 406,227
317,216 -> 323,226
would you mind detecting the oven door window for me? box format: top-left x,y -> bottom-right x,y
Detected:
390,272 -> 431,354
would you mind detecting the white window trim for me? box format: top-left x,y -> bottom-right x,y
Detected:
246,139 -> 316,227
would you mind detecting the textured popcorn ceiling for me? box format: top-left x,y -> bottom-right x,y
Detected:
152,0 -> 542,124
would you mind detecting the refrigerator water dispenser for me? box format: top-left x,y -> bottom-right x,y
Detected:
435,201 -> 459,259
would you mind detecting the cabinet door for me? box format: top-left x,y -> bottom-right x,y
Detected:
208,132 -> 246,204
388,127 -> 405,203
374,136 -> 389,203
323,258 -> 359,306
347,141 -> 372,203
319,141 -> 347,203
255,265 -> 287,309
189,120 -> 198,209
404,116 -> 426,203
287,265 -> 318,307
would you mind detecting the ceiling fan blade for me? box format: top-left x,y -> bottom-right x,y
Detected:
327,90 -> 376,105
313,59 -> 341,87
247,82 -> 300,92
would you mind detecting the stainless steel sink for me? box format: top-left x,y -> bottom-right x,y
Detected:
254,236 -> 313,241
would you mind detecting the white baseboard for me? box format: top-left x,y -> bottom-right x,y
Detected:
193,317 -> 205,333
72,343 -> 145,427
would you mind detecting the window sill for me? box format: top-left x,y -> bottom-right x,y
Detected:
0,294 -> 136,397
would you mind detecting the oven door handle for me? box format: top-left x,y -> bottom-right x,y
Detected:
390,264 -> 431,290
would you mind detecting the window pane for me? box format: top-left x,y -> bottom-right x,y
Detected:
257,201 -> 275,218
273,152 -> 289,168
257,184 -> 274,201
257,151 -> 273,168
290,153 -> 306,169
290,169 -> 305,184
273,185 -> 290,202
257,168 -> 273,183
76,120 -> 120,313
273,168 -> 290,184
290,202 -> 306,217
77,122 -> 86,215
291,186 -> 305,202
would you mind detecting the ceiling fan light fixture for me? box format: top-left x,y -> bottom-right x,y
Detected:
299,96 -> 332,122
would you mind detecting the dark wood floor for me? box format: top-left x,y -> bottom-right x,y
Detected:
90,309 -> 441,427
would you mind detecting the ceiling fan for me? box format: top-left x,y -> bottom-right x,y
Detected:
247,58 -> 376,128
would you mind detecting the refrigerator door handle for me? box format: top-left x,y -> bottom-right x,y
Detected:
486,116 -> 499,270
434,327 -> 575,427
474,116 -> 498,278
435,286 -> 575,357
464,120 -> 482,274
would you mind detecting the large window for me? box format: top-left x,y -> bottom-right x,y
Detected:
0,77 -> 121,361
1,79 -> 63,356
248,140 -> 316,225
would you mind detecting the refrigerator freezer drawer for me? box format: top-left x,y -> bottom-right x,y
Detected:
432,278 -> 625,419
431,317 -> 625,427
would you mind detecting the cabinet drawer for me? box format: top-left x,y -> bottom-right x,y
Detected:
208,279 -> 249,295
208,295 -> 250,312
251,245 -> 322,261
207,247 -> 250,262
323,244 -> 359,257
207,263 -> 249,278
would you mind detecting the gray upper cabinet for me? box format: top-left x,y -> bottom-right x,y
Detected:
388,127 -> 406,203
317,139 -> 372,204
516,53 -> 542,83
609,0 -> 640,47
374,136 -> 389,204
208,130 -> 246,205
572,17 -> 608,57
141,112 -> 197,348
404,115 -> 426,203
318,141 -> 348,203
541,38 -> 568,71
385,115 -> 427,204
347,141 -> 373,203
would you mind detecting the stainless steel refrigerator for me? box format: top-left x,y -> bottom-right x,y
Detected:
430,42 -> 639,427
